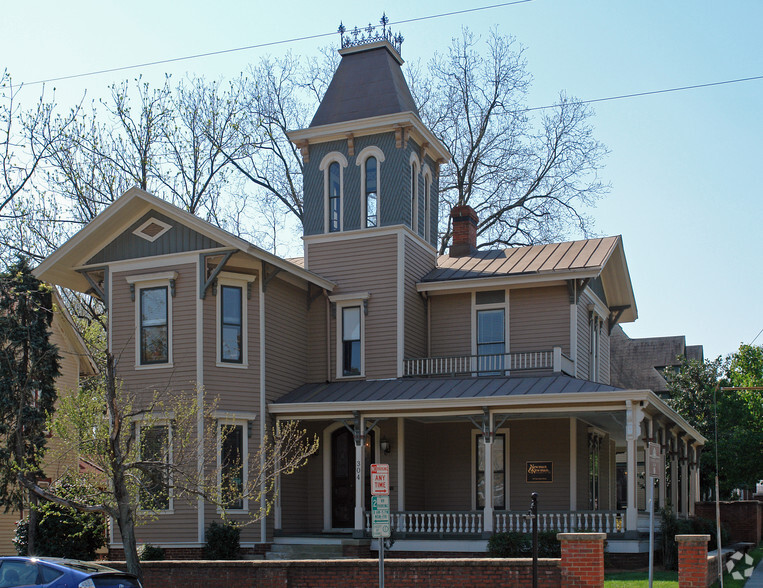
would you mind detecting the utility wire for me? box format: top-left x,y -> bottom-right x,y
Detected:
19,1 -> 531,88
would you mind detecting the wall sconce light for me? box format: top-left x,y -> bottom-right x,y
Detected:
380,438 -> 391,454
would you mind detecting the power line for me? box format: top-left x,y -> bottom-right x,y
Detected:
20,2 -> 532,88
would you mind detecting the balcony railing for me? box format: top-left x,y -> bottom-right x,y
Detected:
364,509 -> 624,536
404,347 -> 574,378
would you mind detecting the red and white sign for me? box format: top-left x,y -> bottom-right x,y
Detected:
371,463 -> 389,496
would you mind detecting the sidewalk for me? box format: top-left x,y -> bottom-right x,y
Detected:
745,557 -> 763,588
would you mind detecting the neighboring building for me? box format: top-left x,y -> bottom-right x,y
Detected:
0,295 -> 97,554
34,36 -> 705,559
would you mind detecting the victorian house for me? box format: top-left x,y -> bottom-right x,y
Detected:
34,35 -> 704,560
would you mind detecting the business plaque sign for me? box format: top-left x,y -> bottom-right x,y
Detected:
526,461 -> 553,483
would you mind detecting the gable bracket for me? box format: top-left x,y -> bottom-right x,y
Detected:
566,278 -> 590,304
78,267 -> 109,307
262,262 -> 283,293
307,283 -> 325,310
199,250 -> 236,299
607,305 -> 630,334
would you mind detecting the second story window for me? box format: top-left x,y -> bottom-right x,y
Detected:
220,285 -> 242,363
477,308 -> 505,374
365,157 -> 377,228
140,286 -> 168,365
329,161 -> 341,232
342,306 -> 361,376
410,161 -> 419,233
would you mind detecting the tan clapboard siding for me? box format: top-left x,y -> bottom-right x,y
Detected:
404,419 -> 426,510
510,286 -> 569,354
577,296 -> 591,379
307,299 -> 328,383
430,293 -> 471,357
202,271 -> 260,413
403,236 -> 433,360
264,277 -> 309,403
307,235 -> 399,379
376,420 -> 399,511
423,423 -> 472,511
576,420 -> 589,510
509,419 -> 571,510
111,263 -> 200,545
111,264 -> 197,397
600,324 -> 611,385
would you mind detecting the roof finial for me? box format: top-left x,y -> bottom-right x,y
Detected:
338,14 -> 404,56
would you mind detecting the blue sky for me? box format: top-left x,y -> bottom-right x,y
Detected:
3,0 -> 762,359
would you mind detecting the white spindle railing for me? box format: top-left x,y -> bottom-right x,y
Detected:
404,347 -> 574,377
493,511 -> 624,534
364,511 -> 484,535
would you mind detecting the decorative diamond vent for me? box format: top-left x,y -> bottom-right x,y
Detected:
133,217 -> 172,242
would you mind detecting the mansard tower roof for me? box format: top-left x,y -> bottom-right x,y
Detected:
309,40 -> 420,128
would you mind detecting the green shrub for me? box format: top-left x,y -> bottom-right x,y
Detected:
660,507 -> 729,570
488,531 -> 561,557
139,544 -> 166,561
203,521 -> 240,559
13,483 -> 106,560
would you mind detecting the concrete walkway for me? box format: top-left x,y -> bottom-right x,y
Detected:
744,557 -> 763,587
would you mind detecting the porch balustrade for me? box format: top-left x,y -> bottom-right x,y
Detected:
494,510 -> 623,534
403,347 -> 575,378
364,510 -> 484,535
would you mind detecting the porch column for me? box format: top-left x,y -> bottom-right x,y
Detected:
483,410 -> 495,533
625,400 -> 642,533
569,418 -> 577,510
658,425 -> 667,509
354,414 -> 365,536
670,428 -> 679,511
397,417 -> 405,513
680,436 -> 689,516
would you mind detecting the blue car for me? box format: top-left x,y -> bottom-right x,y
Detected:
0,557 -> 142,588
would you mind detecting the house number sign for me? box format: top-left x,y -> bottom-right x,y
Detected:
526,461 -> 553,483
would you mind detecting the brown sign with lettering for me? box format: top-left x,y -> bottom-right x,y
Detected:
526,461 -> 553,483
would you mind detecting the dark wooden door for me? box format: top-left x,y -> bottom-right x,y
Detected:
332,427 -> 354,528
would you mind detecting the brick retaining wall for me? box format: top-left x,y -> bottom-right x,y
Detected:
694,500 -> 762,544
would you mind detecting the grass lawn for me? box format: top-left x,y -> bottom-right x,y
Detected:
604,570 -> 677,587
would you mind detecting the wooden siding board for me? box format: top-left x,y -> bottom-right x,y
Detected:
404,235 -> 434,360
430,293 -> 471,358
577,296 -> 591,380
423,423 -> 472,510
509,286 -> 570,354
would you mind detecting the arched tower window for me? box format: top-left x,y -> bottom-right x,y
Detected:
365,157 -> 377,228
357,146 -> 385,230
319,151 -> 348,233
410,152 -> 420,233
422,164 -> 433,243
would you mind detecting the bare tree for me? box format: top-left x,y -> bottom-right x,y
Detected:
412,29 -> 609,253
20,354 -> 317,581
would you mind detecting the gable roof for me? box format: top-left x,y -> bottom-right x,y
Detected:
418,236 -> 638,323
33,187 -> 335,293
310,41 -> 419,128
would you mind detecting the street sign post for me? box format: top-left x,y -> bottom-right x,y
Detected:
371,464 -> 390,588
647,442 -> 660,588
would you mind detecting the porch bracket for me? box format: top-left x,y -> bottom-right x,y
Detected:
468,407 -> 493,442
262,262 -> 283,293
607,305 -> 630,334
199,250 -> 236,299
78,267 -> 109,307
342,413 -> 383,446
306,283 -> 324,310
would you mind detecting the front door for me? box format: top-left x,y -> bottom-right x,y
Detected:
331,427 -> 375,529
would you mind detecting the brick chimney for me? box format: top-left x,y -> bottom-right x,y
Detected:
449,205 -> 478,257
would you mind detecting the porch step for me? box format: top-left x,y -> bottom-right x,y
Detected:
265,542 -> 352,560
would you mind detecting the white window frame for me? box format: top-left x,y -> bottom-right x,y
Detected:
320,151 -> 348,233
126,271 -> 177,369
135,418 -> 174,515
471,290 -> 509,374
471,427 -> 510,511
409,152 -> 420,234
588,305 -> 604,382
216,415 -> 251,514
422,164 -> 433,242
357,146 -> 385,229
216,272 -> 256,368
330,292 -> 370,379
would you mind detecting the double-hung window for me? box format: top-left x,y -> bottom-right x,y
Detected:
320,152 -> 348,233
476,433 -> 506,509
365,157 -> 378,228
217,419 -> 248,511
475,290 -> 507,375
138,423 -> 171,512
216,272 -> 255,367
342,306 -> 361,376
330,293 -> 369,379
127,271 -> 177,368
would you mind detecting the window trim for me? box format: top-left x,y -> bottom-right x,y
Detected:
127,272 -> 177,369
216,417 -> 249,513
422,164 -> 433,242
471,290 -> 509,376
357,146 -> 386,229
136,418 -> 174,514
409,152 -> 420,234
331,293 -> 369,379
216,272 -> 256,368
471,427 -> 510,511
319,151 -> 348,233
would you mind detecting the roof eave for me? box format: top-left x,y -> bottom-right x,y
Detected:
416,267 -> 601,294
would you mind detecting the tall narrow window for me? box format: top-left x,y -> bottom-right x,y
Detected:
342,306 -> 361,376
477,308 -> 505,374
140,286 -> 168,365
410,163 -> 418,232
329,161 -> 341,232
139,424 -> 170,511
220,285 -> 243,363
365,157 -> 377,228
590,314 -> 601,381
589,433 -> 602,510
220,424 -> 245,510
476,433 -> 506,509
424,179 -> 430,241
